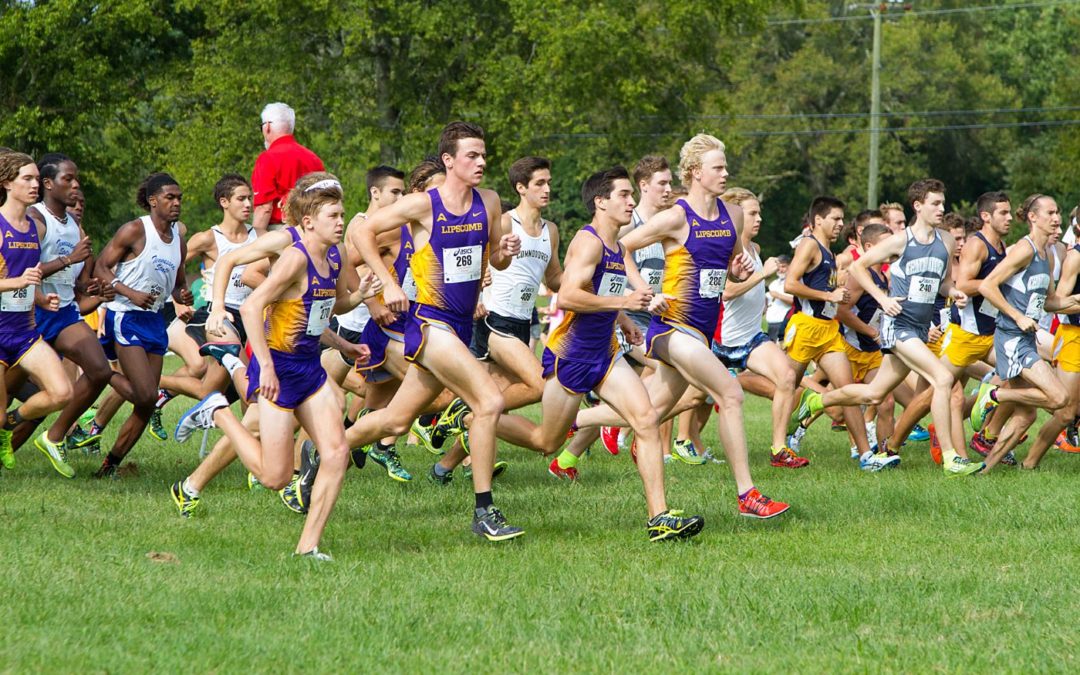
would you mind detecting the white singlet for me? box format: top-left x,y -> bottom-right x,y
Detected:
107,216 -> 181,313
36,204 -> 85,309
718,247 -> 767,346
207,225 -> 258,310
484,210 -> 552,320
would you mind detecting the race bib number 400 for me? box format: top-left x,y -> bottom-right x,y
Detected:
306,298 -> 334,336
598,272 -> 626,297
699,268 -> 727,299
907,275 -> 939,304
0,286 -> 33,312
443,245 -> 482,284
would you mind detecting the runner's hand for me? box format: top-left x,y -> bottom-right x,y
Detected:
949,288 -> 968,309
174,287 -> 195,306
499,233 -> 521,258
623,322 -> 643,346
623,286 -> 653,312
881,297 -> 903,316
928,325 -> 943,343
367,301 -> 397,327
126,289 -> 156,310
207,306 -> 233,335
69,237 -> 93,264
648,293 -> 675,314
381,282 -> 408,313
762,256 -> 779,277
175,303 -> 194,322
474,300 -> 489,321
259,363 -> 280,404
41,293 -> 60,312
344,342 -> 371,367
19,265 -> 42,288
1016,315 -> 1037,333
826,287 -> 849,304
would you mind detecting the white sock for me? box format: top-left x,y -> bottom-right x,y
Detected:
182,477 -> 200,498
222,353 -> 244,377
617,427 -> 628,447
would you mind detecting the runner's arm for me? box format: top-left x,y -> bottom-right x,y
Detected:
979,243 -> 1035,325
239,248 -> 304,369
542,223 -> 563,292
559,233 -> 644,314
212,229 -> 293,309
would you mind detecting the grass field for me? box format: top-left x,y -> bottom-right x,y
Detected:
3,370 -> 1080,673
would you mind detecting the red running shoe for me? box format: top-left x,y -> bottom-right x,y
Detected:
738,488 -> 790,519
548,457 -> 578,481
969,431 -> 994,458
928,424 -> 942,465
600,426 -> 621,455
769,446 -> 810,469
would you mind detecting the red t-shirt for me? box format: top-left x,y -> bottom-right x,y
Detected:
251,135 -> 325,224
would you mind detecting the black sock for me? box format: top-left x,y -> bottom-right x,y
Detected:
343,416 -> 355,429
6,409 -> 23,429
419,413 -> 437,427
475,490 -> 493,511
105,451 -> 123,468
374,440 -> 392,452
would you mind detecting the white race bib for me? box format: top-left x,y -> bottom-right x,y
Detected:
699,268 -> 727,299
401,268 -> 418,301
907,275 -> 939,304
868,308 -> 883,331
443,245 -> 481,284
644,268 -> 664,294
148,283 -> 166,312
979,300 -> 1000,319
1025,293 -> 1046,320
511,281 -> 536,313
47,265 -> 75,286
0,285 -> 33,312
306,298 -> 334,336
598,272 -> 626,297
224,269 -> 248,307
822,301 -> 838,320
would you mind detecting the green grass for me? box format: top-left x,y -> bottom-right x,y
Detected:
3,373 -> 1080,673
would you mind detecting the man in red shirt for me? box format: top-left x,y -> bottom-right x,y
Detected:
251,102 -> 325,233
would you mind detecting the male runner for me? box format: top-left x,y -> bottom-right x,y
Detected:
792,179 -> 983,477
343,121 -> 528,541
568,134 -> 790,519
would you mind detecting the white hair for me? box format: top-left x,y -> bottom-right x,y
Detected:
260,102 -> 296,133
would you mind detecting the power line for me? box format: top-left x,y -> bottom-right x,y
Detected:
694,105 -> 1080,121
541,118 -> 1080,141
767,0 -> 1080,26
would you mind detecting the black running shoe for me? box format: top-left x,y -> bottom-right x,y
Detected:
471,506 -> 524,542
431,398 -> 469,449
428,464 -> 453,486
646,510 -> 705,542
199,341 -> 242,364
299,440 -> 319,507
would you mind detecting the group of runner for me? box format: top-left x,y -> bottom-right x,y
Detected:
2,124 -> 1077,560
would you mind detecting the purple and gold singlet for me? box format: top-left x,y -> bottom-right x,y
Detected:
0,212 -> 41,333
411,188 -> 488,318
264,241 -> 340,357
545,226 -> 625,363
649,198 -> 737,343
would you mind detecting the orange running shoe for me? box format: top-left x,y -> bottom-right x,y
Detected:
928,424 -> 942,465
1056,430 -> 1080,453
738,488 -> 790,519
769,446 -> 810,468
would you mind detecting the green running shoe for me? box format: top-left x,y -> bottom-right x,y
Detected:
368,446 -> 412,482
0,427 -> 14,470
170,481 -> 200,518
411,418 -> 440,455
279,474 -> 307,514
970,383 -> 998,433
66,425 -> 101,456
148,407 -> 167,441
78,407 -> 97,427
788,389 -> 821,435
671,439 -> 706,465
247,471 -> 264,490
35,432 -> 74,478
646,510 -> 705,542
943,451 -> 984,478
